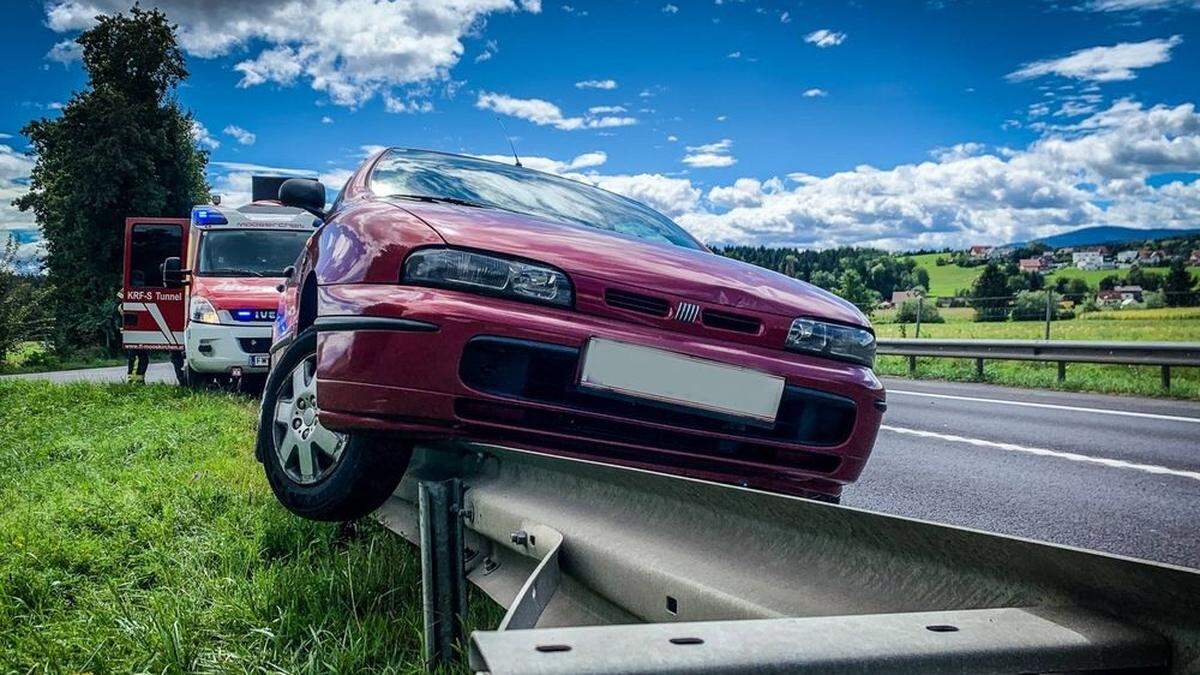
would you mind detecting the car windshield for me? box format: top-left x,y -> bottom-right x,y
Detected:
196,229 -> 311,277
369,149 -> 704,250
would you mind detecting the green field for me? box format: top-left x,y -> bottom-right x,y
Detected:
905,253 -> 1198,298
0,381 -> 500,672
875,306 -> 1200,398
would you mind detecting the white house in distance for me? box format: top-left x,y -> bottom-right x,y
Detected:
1073,250 -> 1104,269
1116,250 -> 1138,266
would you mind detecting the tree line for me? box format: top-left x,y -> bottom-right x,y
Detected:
716,245 -> 929,310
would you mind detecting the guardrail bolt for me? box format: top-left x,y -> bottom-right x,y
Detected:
511,530 -> 529,546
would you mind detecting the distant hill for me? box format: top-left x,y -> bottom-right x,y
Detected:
1022,226 -> 1200,249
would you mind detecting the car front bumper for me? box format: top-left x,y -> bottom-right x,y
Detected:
185,321 -> 273,374
312,284 -> 885,498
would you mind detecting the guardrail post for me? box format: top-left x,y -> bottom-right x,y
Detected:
1044,290 -> 1052,340
419,478 -> 467,670
1057,361 -> 1066,384
1162,366 -> 1171,391
915,296 -> 923,339
907,355 -> 917,377
975,358 -> 984,380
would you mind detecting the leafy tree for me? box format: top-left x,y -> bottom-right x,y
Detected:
0,237 -> 48,362
1012,290 -> 1067,321
809,269 -> 837,290
1098,274 -> 1120,291
835,269 -> 880,313
1054,277 -> 1090,298
15,7 -> 208,354
970,263 -> 1010,321
1163,258 -> 1197,307
895,297 -> 943,323
1125,265 -> 1163,292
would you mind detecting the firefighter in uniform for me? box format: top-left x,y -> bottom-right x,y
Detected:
117,288 -> 150,383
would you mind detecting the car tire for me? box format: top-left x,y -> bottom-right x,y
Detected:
256,328 -> 412,521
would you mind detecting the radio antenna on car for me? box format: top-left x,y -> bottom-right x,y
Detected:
495,116 -> 522,167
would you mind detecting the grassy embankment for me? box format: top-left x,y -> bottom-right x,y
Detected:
0,381 -> 500,672
872,306 -> 1200,399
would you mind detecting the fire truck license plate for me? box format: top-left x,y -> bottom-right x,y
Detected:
250,355 -> 270,367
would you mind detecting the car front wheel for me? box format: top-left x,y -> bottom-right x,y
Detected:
256,328 -> 411,521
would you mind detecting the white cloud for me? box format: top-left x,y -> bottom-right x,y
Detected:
383,93 -> 434,114
475,39 -> 499,63
780,11 -> 791,23
472,150 -> 607,175
727,51 -> 742,59
802,88 -> 828,98
662,3 -> 679,12
190,121 -> 219,150
45,39 -> 80,63
667,135 -> 679,142
683,139 -> 737,168
321,116 -> 334,124
804,29 -> 846,48
708,178 -> 771,208
587,105 -> 626,114
476,91 -> 636,130
590,174 -> 701,217
673,100 -> 1200,248
222,125 -> 256,146
1007,36 -> 1182,83
1081,0 -> 1199,10
575,79 -> 617,90
44,0 -> 541,108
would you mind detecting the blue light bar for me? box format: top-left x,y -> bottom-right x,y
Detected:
232,309 -> 255,321
192,207 -> 228,226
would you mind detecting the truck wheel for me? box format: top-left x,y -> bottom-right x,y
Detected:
256,328 -> 411,521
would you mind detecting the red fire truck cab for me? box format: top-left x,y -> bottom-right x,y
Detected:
121,177 -> 319,387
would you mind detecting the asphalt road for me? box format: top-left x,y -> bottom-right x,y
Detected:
846,377 -> 1200,569
6,365 -> 1199,568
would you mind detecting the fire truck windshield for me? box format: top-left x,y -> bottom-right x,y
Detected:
196,229 -> 311,278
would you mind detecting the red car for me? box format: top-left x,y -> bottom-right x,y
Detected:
257,149 -> 884,520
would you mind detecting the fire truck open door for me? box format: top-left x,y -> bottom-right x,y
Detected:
121,218 -> 189,351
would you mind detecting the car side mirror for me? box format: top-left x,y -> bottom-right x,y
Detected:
163,256 -> 186,287
279,178 -> 327,219
276,265 -> 295,292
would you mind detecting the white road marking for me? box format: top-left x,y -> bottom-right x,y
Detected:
881,424 -> 1200,482
888,389 -> 1200,424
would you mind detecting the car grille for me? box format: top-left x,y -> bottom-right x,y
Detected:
237,337 -> 271,354
604,288 -> 670,317
701,309 -> 762,334
458,336 -> 857,450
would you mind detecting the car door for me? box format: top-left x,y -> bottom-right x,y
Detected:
121,217 -> 189,350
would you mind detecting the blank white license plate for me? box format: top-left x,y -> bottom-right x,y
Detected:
250,354 -> 270,367
578,338 -> 784,423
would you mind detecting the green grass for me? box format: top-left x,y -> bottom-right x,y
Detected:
0,381 -> 501,672
905,253 -> 982,296
0,341 -> 125,376
876,356 -> 1200,399
874,303 -> 1200,398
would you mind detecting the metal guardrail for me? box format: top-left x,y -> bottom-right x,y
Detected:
877,338 -> 1200,389
376,442 -> 1200,673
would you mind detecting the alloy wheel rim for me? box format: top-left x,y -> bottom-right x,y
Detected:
272,356 -> 346,485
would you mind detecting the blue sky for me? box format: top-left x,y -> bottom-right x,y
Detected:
3,0 -> 1200,261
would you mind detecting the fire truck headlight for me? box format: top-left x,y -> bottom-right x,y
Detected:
190,297 -> 220,324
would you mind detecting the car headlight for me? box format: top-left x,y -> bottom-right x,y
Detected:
403,247 -> 573,308
786,318 -> 876,368
190,296 -> 220,324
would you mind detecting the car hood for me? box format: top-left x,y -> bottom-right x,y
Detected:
191,276 -> 282,311
390,200 -> 870,327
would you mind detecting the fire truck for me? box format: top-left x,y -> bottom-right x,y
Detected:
121,176 -> 319,388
